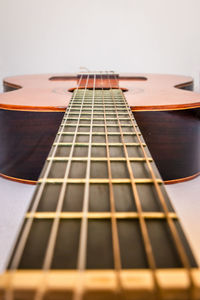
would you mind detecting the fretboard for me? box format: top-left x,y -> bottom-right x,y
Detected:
2,75 -> 199,300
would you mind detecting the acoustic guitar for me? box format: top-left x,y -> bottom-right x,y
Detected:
0,72 -> 199,300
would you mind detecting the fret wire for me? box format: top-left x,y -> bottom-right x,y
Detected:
64,106 -> 124,109
101,73 -> 122,294
64,117 -> 137,120
53,142 -> 146,146
25,211 -> 178,219
47,157 -> 153,162
60,124 -> 136,126
66,104 -> 126,108
8,75 -> 84,273
60,121 -> 138,125
58,131 -> 140,135
64,108 -> 129,111
118,84 -> 194,287
107,73 -> 159,294
38,178 -> 163,184
61,112 -> 138,117
73,75 -> 96,300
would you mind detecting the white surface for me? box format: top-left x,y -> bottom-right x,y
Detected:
0,178 -> 35,272
165,177 -> 200,266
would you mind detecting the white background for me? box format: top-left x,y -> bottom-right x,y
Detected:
1,0 -> 200,88
0,0 -> 200,270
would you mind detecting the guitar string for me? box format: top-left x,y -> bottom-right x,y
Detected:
5,74 -> 84,300
8,74 -> 83,270
33,74 -> 91,300
73,74 -> 96,300
113,73 -> 195,296
100,72 -> 122,296
107,72 -> 159,298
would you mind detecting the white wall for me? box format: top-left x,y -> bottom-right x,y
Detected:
0,0 -> 200,270
0,0 -> 200,90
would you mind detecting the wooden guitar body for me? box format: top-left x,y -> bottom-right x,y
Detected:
0,73 -> 199,184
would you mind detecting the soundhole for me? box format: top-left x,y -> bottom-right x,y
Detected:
49,75 -> 148,93
49,76 -> 147,81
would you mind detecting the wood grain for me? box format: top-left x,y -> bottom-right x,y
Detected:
0,109 -> 64,181
1,73 -> 200,111
134,108 -> 200,182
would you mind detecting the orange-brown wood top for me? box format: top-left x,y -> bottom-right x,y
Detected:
1,73 -> 200,111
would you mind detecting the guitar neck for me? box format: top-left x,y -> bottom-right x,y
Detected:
1,73 -> 199,300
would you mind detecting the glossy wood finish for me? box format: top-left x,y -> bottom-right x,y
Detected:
1,107 -> 198,184
1,73 -> 200,111
134,108 -> 200,181
0,110 -> 64,181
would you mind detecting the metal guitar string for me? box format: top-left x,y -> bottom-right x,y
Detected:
100,72 -> 122,297
112,72 -> 195,297
73,74 -> 96,300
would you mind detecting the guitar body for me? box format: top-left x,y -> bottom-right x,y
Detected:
0,73 -> 199,184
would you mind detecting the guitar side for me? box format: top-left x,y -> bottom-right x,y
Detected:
0,73 -> 199,184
